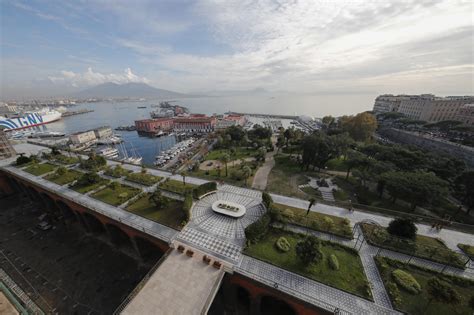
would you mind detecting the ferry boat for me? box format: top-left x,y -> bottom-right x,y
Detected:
0,109 -> 62,131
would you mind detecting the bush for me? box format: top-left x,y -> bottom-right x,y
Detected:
16,155 -> 32,166
323,217 -> 334,229
262,191 -> 273,209
328,254 -> 339,270
386,281 -> 402,308
275,237 -> 290,252
245,214 -> 271,243
193,182 -> 217,199
295,236 -> 323,265
427,277 -> 461,305
387,218 -> 417,240
183,193 -> 193,222
281,208 -> 294,220
392,269 -> 422,294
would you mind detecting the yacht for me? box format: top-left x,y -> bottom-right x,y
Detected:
98,147 -> 119,159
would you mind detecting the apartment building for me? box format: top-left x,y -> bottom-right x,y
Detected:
455,104 -> 474,126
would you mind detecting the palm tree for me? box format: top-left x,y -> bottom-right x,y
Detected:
242,166 -> 252,187
220,153 -> 230,177
307,197 -> 316,216
180,171 -> 188,186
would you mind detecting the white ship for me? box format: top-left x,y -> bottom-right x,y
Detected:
0,109 -> 62,131
98,147 -> 119,159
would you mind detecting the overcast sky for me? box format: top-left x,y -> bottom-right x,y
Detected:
1,0 -> 473,99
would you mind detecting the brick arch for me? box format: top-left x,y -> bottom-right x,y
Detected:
56,199 -> 77,222
134,236 -> 165,263
236,285 -> 251,313
82,212 -> 106,234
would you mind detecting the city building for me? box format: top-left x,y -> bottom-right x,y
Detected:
93,126 -> 113,139
172,116 -> 216,133
373,94 -> 474,123
135,118 -> 174,135
224,114 -> 247,126
455,104 -> 474,126
69,130 -> 97,145
0,130 -> 16,159
215,119 -> 237,130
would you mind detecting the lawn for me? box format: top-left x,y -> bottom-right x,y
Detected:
266,155 -> 312,198
272,203 -> 353,239
91,183 -> 141,206
126,194 -> 185,230
159,179 -> 197,195
376,256 -> 474,315
125,172 -> 162,186
204,147 -> 257,161
44,169 -> 83,185
104,165 -> 132,178
458,244 -> 474,260
189,161 -> 259,187
300,186 -> 322,199
361,223 -> 467,269
70,178 -> 110,194
23,162 -> 57,176
53,154 -> 79,165
244,228 -> 372,300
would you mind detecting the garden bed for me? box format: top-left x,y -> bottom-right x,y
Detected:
125,172 -> 162,186
52,154 -> 79,165
70,178 -> 110,194
361,223 -> 467,269
457,244 -> 474,260
44,169 -> 83,185
23,163 -> 57,176
104,166 -> 132,178
272,203 -> 353,239
159,179 -> 197,195
375,256 -> 474,315
126,194 -> 185,230
91,184 -> 141,206
244,228 -> 372,300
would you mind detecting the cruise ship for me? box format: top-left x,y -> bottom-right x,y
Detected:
0,109 -> 62,131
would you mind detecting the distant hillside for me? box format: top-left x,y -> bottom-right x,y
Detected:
72,82 -> 189,99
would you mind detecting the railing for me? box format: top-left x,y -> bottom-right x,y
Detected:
236,267 -> 353,315
113,248 -> 172,315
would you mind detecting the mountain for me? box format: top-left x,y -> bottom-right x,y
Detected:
72,82 -> 189,99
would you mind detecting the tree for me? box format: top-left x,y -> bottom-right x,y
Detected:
454,171 -> 474,214
284,128 -> 294,146
321,116 -> 336,130
276,136 -> 285,154
307,198 -> 316,215
78,172 -> 100,186
329,132 -> 354,159
56,166 -> 67,176
141,165 -> 147,174
254,147 -> 266,161
180,171 -> 188,186
110,181 -> 120,191
387,218 -> 417,240
301,133 -> 336,171
149,190 -> 168,209
295,236 -> 323,265
425,277 -> 461,312
220,153 -> 230,177
242,166 -> 252,187
341,112 -> 378,142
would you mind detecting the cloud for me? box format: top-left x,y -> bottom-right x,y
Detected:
48,67 -> 149,87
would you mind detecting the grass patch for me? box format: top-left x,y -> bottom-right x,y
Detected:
376,256 -> 474,315
204,147 -> 257,161
300,186 -> 322,199
244,228 -> 372,300
159,179 -> 197,195
126,194 -> 185,230
91,183 -> 141,206
189,161 -> 260,187
272,203 -> 352,238
361,223 -> 467,269
125,172 -> 162,186
53,154 -> 79,165
70,178 -> 110,194
326,157 -> 348,172
23,163 -> 57,176
333,188 -> 349,201
44,169 -> 83,185
458,244 -> 474,260
266,155 -> 313,198
104,165 -> 132,178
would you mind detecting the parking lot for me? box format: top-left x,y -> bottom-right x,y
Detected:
0,193 -> 151,314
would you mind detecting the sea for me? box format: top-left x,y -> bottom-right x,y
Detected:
32,94 -> 375,165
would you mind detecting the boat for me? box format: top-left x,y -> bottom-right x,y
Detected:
98,147 -> 119,158
137,106 -> 147,109
97,135 -> 123,145
0,108 -> 62,131
119,142 -> 142,165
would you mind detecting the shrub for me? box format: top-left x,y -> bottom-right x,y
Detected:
427,277 -> 461,305
387,218 -> 417,240
342,218 -> 350,226
328,254 -> 339,270
281,209 -> 294,220
193,182 -> 217,199
295,236 -> 323,265
262,191 -> 273,209
386,281 -> 402,308
183,193 -> 193,222
323,217 -> 334,229
16,155 -> 31,166
275,237 -> 290,252
245,214 -> 271,243
392,269 -> 422,294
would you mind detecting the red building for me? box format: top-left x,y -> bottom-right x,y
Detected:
135,118 -> 174,134
173,116 -> 216,133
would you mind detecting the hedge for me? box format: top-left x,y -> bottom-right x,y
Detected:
183,193 -> 193,222
262,191 -> 273,209
193,182 -> 217,199
245,214 -> 271,244
392,269 -> 422,294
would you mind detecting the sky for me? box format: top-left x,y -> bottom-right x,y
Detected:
0,0 -> 473,101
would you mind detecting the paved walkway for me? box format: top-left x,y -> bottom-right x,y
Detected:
251,150 -> 276,190
123,249 -> 224,315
